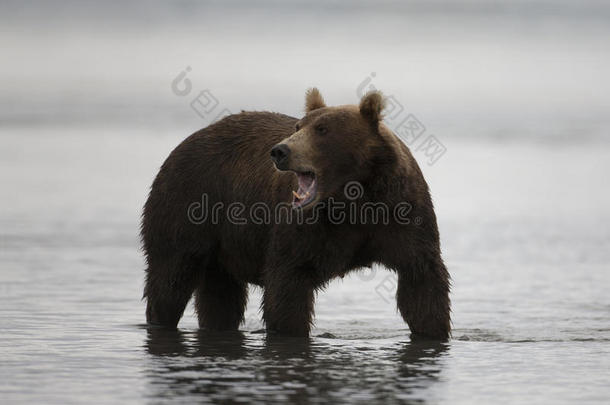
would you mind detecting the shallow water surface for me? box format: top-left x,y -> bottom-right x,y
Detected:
1,128 -> 609,404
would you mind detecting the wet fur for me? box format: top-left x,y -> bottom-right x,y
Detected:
142,91 -> 451,339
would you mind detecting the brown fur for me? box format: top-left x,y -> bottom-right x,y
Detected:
359,90 -> 386,123
305,87 -> 326,112
141,89 -> 451,339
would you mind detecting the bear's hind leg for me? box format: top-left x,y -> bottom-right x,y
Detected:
395,256 -> 451,339
144,254 -> 202,328
195,267 -> 248,331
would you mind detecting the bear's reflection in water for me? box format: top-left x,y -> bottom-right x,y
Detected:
144,328 -> 449,403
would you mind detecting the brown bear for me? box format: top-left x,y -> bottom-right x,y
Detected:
141,88 -> 451,339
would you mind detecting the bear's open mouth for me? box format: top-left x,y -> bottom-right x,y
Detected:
292,171 -> 317,208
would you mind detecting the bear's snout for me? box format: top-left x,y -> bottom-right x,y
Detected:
270,144 -> 290,170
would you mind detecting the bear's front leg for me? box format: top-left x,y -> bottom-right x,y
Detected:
262,266 -> 315,337
395,256 -> 451,340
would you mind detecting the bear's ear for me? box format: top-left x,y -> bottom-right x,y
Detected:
359,90 -> 386,124
305,87 -> 326,112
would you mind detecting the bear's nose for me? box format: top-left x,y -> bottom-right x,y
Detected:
270,144 -> 290,168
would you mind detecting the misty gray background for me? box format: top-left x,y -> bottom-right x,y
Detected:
1,1 -> 609,404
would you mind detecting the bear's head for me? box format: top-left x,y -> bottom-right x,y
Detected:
271,88 -> 395,208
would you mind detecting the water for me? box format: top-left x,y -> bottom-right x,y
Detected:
1,127 -> 608,403
2,1 -> 610,403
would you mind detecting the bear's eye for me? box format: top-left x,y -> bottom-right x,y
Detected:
315,125 -> 328,135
